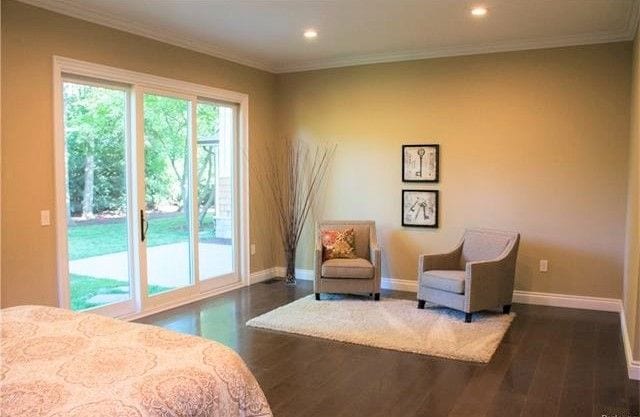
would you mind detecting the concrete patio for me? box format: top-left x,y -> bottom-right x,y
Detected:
70,242 -> 233,288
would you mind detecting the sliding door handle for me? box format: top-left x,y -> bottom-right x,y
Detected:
140,210 -> 149,242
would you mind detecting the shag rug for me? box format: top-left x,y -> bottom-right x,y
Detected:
246,295 -> 515,363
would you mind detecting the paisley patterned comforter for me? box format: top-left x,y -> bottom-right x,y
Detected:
0,305 -> 272,417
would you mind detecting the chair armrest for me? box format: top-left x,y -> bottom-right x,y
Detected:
315,237 -> 323,281
466,257 -> 509,278
464,241 -> 517,280
418,243 -> 462,274
464,249 -> 518,311
370,243 -> 381,270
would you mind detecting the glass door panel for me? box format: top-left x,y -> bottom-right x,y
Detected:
143,93 -> 193,296
196,102 -> 236,281
63,81 -> 132,311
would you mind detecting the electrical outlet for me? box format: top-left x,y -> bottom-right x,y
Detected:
40,210 -> 51,226
539,259 -> 548,273
250,244 -> 256,256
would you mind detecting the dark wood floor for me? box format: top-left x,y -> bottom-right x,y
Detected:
137,279 -> 639,417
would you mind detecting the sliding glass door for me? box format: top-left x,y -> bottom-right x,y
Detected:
196,101 -> 238,288
142,93 -> 194,298
58,63 -> 245,317
63,80 -> 135,315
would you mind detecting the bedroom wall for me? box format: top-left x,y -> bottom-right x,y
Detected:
278,42 -> 632,300
0,0 -> 279,307
625,26 -> 640,360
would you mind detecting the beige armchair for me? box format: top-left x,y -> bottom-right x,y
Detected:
417,228 -> 520,322
315,221 -> 382,301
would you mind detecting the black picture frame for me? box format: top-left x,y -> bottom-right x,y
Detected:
402,189 -> 439,228
402,144 -> 439,183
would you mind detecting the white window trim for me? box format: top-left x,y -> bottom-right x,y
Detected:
52,56 -> 250,319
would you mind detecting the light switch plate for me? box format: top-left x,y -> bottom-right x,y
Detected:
40,210 -> 51,226
539,259 -> 548,273
250,244 -> 256,256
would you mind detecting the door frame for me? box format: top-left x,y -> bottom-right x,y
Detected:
52,56 -> 250,318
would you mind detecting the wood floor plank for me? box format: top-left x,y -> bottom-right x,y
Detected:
519,317 -> 573,417
556,320 -> 597,417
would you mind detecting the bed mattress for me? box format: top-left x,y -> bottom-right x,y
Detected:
0,305 -> 272,417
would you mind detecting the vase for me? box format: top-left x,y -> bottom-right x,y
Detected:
284,248 -> 296,286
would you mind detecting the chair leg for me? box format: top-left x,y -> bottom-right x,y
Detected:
315,293 -> 320,301
465,313 -> 473,323
503,304 -> 512,314
417,299 -> 426,309
374,293 -> 380,301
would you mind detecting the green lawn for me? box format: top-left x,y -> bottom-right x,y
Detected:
68,213 -> 213,310
70,274 -> 170,311
68,214 -> 215,260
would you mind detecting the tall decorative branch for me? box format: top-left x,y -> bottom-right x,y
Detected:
258,138 -> 336,285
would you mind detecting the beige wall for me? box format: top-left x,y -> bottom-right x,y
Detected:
0,0 -> 279,307
278,42 -> 632,300
0,0 -> 635,316
625,27 -> 640,361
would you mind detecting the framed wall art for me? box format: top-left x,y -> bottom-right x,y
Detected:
402,189 -> 439,228
402,144 -> 439,182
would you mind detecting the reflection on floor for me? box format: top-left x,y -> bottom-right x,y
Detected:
136,280 -> 640,417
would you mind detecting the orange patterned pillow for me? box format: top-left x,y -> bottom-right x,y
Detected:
321,228 -> 357,261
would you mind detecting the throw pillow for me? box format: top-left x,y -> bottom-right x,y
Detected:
321,228 -> 357,261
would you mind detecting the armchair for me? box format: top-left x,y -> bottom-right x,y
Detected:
314,221 -> 381,300
417,228 -> 520,322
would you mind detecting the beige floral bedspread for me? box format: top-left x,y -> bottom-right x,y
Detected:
0,305 -> 272,417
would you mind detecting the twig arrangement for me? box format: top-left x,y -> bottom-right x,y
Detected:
258,138 -> 336,285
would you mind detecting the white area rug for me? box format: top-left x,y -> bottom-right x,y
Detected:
246,295 -> 515,363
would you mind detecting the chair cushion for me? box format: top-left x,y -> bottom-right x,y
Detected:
421,270 -> 465,294
322,258 -> 374,279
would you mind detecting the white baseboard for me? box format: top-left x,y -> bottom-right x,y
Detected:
259,266 -> 639,380
381,277 -> 418,292
620,307 -> 640,380
249,267 -> 281,285
294,268 -> 314,281
511,290 -> 621,312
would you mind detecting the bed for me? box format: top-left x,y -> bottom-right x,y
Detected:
0,305 -> 272,417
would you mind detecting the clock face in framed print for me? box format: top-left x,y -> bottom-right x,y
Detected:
402,190 -> 439,228
402,144 -> 439,182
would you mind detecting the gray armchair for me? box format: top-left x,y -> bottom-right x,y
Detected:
417,228 -> 520,322
315,221 -> 381,301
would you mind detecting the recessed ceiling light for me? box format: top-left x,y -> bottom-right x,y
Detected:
471,6 -> 487,17
304,29 -> 318,39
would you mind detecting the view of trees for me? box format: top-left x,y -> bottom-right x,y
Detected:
63,83 -> 220,224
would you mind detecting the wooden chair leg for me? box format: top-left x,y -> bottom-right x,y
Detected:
417,299 -> 426,309
503,304 -> 512,314
374,293 -> 380,301
465,313 -> 473,323
315,293 -> 320,301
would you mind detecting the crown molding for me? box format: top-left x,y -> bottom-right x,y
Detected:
15,0 -> 277,73
276,20 -> 639,73
16,0 -> 640,75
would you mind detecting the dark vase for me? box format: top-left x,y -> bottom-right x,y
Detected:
284,248 -> 296,286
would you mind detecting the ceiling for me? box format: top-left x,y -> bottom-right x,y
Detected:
18,0 -> 640,73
